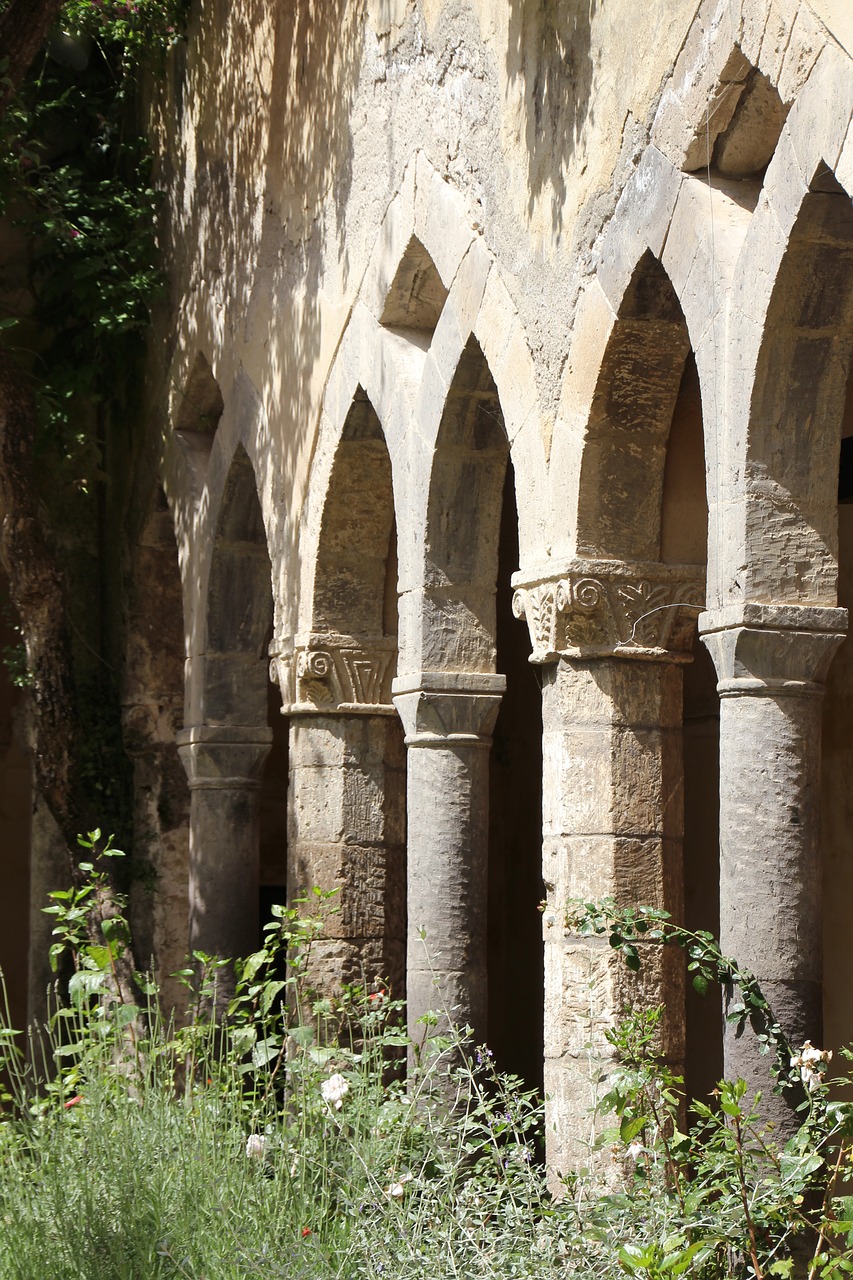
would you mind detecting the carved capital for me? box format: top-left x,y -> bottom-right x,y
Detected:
270,634 -> 397,715
392,671 -> 505,747
699,603 -> 848,699
176,725 -> 273,791
511,560 -> 705,664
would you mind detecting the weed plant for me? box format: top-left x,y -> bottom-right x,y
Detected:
2,840 -> 853,1277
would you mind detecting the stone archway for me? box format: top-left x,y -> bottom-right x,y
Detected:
699,172 -> 853,1123
515,250 -> 709,1173
177,445 -> 275,975
394,335 -> 528,1063
286,389 -> 406,999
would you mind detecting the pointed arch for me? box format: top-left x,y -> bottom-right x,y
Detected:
575,251 -> 697,563
419,336 -> 510,674
312,389 -> 397,645
742,172 -> 853,604
203,443 -> 274,725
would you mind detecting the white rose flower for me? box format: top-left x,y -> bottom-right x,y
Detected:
245,1134 -> 267,1160
790,1041 -> 832,1092
387,1171 -> 414,1198
320,1072 -> 350,1110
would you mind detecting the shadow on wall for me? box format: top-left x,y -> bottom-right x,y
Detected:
506,0 -> 597,231
153,0 -> 364,588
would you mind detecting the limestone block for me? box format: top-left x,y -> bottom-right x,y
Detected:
414,162 -> 476,288
652,26 -> 749,170
728,199 -> 790,349
428,297 -> 467,390
763,123 -> 810,235
475,268 -> 517,371
360,163 -> 417,320
663,178 -> 752,345
543,1056 -> 613,1177
302,936 -> 390,995
785,44 -> 853,178
413,349 -> 451,453
341,763 -> 387,843
544,937 -> 619,1059
543,725 -> 616,836
596,148 -> 682,313
288,762 -> 346,843
449,237 -> 492,337
289,719 -> 348,769
611,726 -> 678,836
417,589 -> 496,672
558,279 -> 616,431
497,321 -> 538,447
776,3 -> 826,104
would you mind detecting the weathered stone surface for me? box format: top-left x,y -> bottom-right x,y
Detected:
701,605 -> 847,1136
66,0 -> 853,1189
287,713 -> 406,998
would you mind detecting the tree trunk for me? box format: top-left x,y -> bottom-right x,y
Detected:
0,351 -> 80,851
0,0 -> 64,111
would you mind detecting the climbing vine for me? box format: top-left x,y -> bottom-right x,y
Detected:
0,0 -> 184,476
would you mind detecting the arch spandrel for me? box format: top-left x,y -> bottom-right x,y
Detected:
202,443 -> 276,728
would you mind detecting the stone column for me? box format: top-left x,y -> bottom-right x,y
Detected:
513,560 -> 704,1176
272,635 -> 406,999
176,725 -> 272,969
392,671 -> 504,1053
700,604 -> 846,1127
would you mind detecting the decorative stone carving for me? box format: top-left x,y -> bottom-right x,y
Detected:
176,724 -> 273,791
392,670 -> 506,746
511,560 -> 705,663
270,634 -> 397,714
699,603 -> 848,698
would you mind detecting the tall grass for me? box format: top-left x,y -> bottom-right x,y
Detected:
3,839 -> 853,1279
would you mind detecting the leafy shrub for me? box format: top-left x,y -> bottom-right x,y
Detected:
2,845 -> 853,1278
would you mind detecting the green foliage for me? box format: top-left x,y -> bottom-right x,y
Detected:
569,897 -> 793,1086
0,1 -> 183,471
5,874 -> 853,1277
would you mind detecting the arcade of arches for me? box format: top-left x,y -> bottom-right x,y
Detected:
6,0 -> 853,1181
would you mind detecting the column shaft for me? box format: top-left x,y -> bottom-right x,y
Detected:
177,726 -> 272,968
701,604 -> 847,1132
393,672 -> 504,1054
717,687 -> 822,1089
541,656 -> 686,1174
405,739 -> 490,1042
287,712 -> 406,997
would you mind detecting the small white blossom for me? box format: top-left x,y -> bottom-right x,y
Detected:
320,1072 -> 350,1110
386,1171 -> 414,1198
245,1134 -> 267,1160
790,1041 -> 832,1092
626,1139 -> 644,1162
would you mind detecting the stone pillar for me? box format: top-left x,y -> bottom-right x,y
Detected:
176,725 -> 272,968
513,560 -> 704,1176
392,671 -> 504,1052
700,604 -> 846,1127
272,635 -> 406,999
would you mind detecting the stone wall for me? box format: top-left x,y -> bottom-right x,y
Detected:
34,0 -> 853,1177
